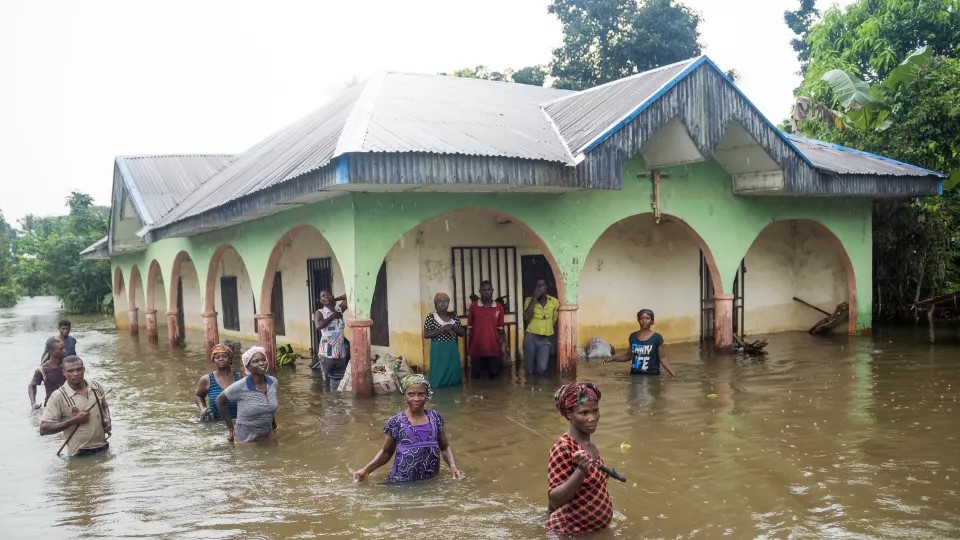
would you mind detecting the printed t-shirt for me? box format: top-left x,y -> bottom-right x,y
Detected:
629,331 -> 665,375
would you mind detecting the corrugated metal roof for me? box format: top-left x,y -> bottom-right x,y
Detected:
117,154 -> 235,225
543,58 -> 699,155
80,235 -> 108,259
786,135 -> 945,178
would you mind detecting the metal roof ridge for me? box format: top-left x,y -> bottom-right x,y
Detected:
540,105 -> 578,165
334,73 -> 387,157
786,133 -> 946,177
114,157 -> 155,225
540,56 -> 702,108
118,153 -> 236,161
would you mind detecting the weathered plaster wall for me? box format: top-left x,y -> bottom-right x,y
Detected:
113,268 -> 129,329
743,220 -> 847,333
180,260 -> 203,331
579,214 -> 701,348
131,268 -> 146,328
214,248 -> 256,339
150,270 -> 168,328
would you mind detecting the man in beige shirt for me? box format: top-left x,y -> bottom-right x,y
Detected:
40,356 -> 111,457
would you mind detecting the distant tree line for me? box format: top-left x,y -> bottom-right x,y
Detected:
0,192 -> 113,313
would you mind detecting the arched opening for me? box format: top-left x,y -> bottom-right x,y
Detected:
382,208 -> 566,372
741,219 -> 855,334
259,225 -> 345,353
205,245 -> 256,338
113,267 -> 129,329
579,213 -> 721,349
129,265 -> 146,329
168,251 -> 203,338
146,259 -> 167,331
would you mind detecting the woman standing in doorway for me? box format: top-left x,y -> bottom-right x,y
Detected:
313,290 -> 349,389
423,293 -> 465,388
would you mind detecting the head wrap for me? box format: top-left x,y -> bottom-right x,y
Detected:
210,344 -> 233,362
637,308 -> 655,323
554,382 -> 602,417
241,346 -> 267,375
400,374 -> 433,400
434,292 -> 450,305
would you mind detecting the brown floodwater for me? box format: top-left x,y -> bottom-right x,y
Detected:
3,296 -> 959,539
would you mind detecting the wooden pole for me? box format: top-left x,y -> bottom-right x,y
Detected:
792,296 -> 832,317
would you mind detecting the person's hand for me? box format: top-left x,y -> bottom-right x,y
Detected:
32,403 -> 41,410
102,418 -> 112,434
573,450 -> 594,473
329,311 -> 343,320
536,285 -> 547,299
354,469 -> 369,482
71,410 -> 91,425
227,428 -> 235,443
449,466 -> 464,480
337,300 -> 348,311
601,358 -> 612,365
469,293 -> 479,302
200,409 -> 215,422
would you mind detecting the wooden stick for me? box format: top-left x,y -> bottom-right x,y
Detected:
792,296 -> 832,317
56,388 -> 111,457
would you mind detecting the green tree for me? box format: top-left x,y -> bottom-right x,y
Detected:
511,65 -> 548,86
548,0 -> 701,90
0,211 -> 18,307
445,65 -> 548,86
784,0 -> 819,75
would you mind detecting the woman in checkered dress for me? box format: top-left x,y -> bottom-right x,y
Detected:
546,382 -> 612,535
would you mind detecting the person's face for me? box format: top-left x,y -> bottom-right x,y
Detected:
319,291 -> 333,305
479,283 -> 493,301
247,354 -> 268,375
59,325 -> 70,338
535,279 -> 547,293
50,342 -> 65,361
638,313 -> 653,329
404,385 -> 427,411
435,297 -> 449,313
567,401 -> 600,434
63,361 -> 85,385
212,352 -> 233,369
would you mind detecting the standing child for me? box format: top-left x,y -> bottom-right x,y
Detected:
354,374 -> 464,483
547,382 -> 612,536
603,308 -> 676,377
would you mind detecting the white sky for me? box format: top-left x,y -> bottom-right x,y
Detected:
0,0 -> 853,224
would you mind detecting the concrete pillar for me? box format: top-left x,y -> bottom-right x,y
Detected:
202,311 -> 219,360
256,313 -> 277,371
347,318 -> 373,397
128,308 -> 139,335
145,309 -> 158,342
557,304 -> 578,376
166,311 -> 179,347
713,293 -> 734,352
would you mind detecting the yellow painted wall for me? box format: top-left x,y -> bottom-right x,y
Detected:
578,214 -> 702,351
744,220 -> 847,333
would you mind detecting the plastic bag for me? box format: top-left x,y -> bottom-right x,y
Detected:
586,337 -> 614,358
337,360 -> 352,391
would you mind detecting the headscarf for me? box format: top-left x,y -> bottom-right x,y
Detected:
400,374 -> 433,400
241,346 -> 266,375
434,292 -> 450,305
210,344 -> 233,361
637,309 -> 655,322
554,382 -> 602,417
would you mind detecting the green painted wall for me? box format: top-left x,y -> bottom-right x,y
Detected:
111,156 -> 874,334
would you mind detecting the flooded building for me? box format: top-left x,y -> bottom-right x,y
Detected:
86,56 -> 944,394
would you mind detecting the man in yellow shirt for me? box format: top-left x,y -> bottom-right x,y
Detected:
523,278 -> 560,376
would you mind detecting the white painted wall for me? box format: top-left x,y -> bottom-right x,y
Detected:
180,261 -> 203,331
214,249 -> 256,339
274,228 -> 344,350
113,272 -> 129,329
150,273 -> 167,327
743,220 -> 847,333
579,215 -> 702,349
383,211 -> 546,369
131,271 -> 146,328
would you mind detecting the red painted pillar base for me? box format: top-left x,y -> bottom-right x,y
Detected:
558,304 -> 578,377
166,311 -> 179,347
203,311 -> 219,360
713,293 -> 734,352
256,313 -> 277,371
347,318 -> 373,397
145,309 -> 158,342
128,308 -> 139,335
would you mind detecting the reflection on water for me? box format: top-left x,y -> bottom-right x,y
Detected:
3,297 -> 959,539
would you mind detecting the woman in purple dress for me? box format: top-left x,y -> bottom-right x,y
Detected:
354,374 -> 464,483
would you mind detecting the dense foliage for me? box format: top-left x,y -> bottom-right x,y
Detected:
12,192 -> 113,314
791,0 -> 960,320
0,211 -> 18,307
548,0 -> 701,90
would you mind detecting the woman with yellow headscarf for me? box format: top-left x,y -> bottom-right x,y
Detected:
422,292 -> 465,388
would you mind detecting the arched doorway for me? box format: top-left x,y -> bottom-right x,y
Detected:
113,267 -> 129,329
205,245 -> 256,337
168,250 -> 204,345
741,219 -> 855,334
579,213 -> 721,349
129,265 -> 146,332
146,259 -> 167,340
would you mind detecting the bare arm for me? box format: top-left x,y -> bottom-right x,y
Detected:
314,309 -> 342,331
523,297 -> 536,325
658,344 -> 676,377
28,381 -> 39,409
602,351 -> 631,364
354,435 -> 397,481
40,413 -> 88,436
548,451 -> 593,509
437,431 -> 464,479
194,375 -> 210,413
216,393 -> 235,441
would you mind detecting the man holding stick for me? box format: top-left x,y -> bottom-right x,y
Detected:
40,356 -> 112,457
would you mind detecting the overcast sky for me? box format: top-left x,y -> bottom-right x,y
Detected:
0,0 -> 853,224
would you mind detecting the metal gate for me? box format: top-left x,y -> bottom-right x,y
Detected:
306,257 -> 333,357
732,260 -> 746,338
701,252 -> 746,341
450,247 -> 519,365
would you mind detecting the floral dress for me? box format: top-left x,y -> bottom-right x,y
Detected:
384,409 -> 445,482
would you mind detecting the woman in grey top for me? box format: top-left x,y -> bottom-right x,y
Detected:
217,346 -> 278,443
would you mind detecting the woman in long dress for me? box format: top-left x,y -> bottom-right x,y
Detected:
423,292 -> 465,388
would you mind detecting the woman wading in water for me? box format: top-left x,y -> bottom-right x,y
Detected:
354,375 -> 463,483
603,308 -> 676,377
217,346 -> 278,443
194,344 -> 240,421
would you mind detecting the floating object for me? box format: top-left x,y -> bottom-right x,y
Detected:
793,297 -> 849,335
707,393 -> 718,399
620,442 -> 632,452
732,335 -> 769,356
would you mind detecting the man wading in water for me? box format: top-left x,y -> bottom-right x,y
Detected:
40,356 -> 112,457
29,337 -> 67,409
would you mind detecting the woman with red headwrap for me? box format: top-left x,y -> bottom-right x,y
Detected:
194,344 -> 241,421
546,382 -> 613,536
